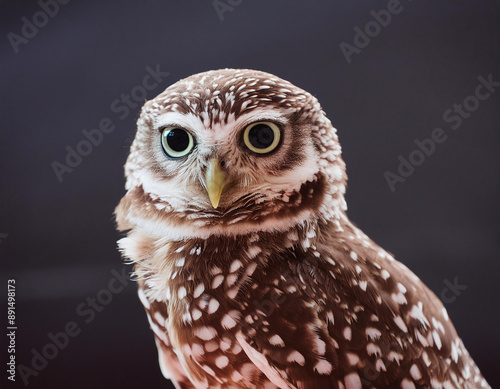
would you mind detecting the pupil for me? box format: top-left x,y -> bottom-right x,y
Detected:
249,124 -> 274,149
167,129 -> 189,152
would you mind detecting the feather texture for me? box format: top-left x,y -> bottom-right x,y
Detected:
115,69 -> 490,389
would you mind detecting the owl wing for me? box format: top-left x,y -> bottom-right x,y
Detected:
138,285 -> 196,389
233,249 -> 486,389
233,259 -> 343,389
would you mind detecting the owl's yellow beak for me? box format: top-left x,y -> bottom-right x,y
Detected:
205,159 -> 228,209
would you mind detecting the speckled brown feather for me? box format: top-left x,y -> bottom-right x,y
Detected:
115,69 -> 490,389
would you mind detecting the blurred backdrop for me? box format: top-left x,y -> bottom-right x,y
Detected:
1,1 -> 499,388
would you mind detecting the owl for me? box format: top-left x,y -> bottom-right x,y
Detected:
115,69 -> 490,389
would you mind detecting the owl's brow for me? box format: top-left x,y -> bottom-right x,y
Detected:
155,123 -> 188,132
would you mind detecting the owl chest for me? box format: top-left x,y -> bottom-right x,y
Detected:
161,273 -> 257,385
166,269 -> 254,346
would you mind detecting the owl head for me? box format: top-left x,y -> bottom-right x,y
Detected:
116,69 -> 347,238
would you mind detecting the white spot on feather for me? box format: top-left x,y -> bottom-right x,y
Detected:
221,314 -> 237,329
344,372 -> 362,389
314,360 -> 333,375
138,289 -> 150,309
432,330 -> 442,350
194,283 -> 205,298
215,356 -> 229,368
175,257 -> 185,267
286,351 -> 305,366
208,298 -> 219,314
410,364 -> 422,380
347,353 -> 359,365
230,260 -> 242,273
393,315 -> 408,332
195,326 -> 217,341
401,378 -> 416,389
409,304 -> 429,328
192,309 -> 202,321
365,327 -> 381,340
392,292 -> 407,305
268,334 -> 285,347
366,343 -> 381,357
212,275 -> 224,289
247,246 -> 262,258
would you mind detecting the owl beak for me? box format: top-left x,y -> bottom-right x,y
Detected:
205,158 -> 228,209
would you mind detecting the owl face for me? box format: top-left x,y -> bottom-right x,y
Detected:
119,69 -> 346,237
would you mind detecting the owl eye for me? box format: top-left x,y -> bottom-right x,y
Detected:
161,127 -> 194,159
243,122 -> 281,154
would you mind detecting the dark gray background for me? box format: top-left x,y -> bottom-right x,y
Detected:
1,1 -> 499,388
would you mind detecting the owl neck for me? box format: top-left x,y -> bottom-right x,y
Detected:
128,209 -> 353,306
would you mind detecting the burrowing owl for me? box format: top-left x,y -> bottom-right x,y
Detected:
115,69 -> 490,389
